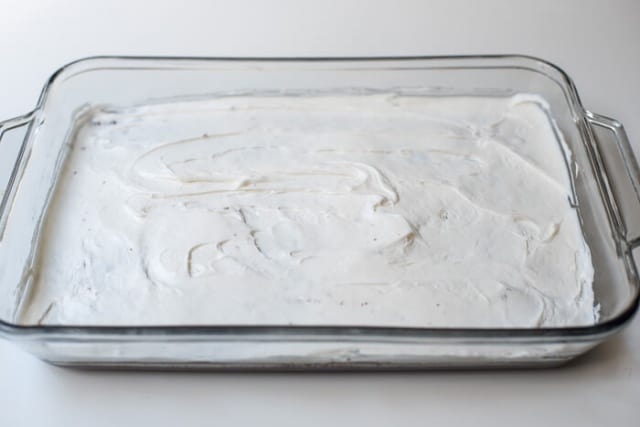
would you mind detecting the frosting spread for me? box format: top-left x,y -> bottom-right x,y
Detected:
21,93 -> 596,327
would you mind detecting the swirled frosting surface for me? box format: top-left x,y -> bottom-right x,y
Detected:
23,93 -> 596,326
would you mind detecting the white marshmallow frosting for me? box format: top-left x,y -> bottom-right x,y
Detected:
21,93 -> 596,327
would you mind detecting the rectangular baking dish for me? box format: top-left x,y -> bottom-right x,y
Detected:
0,56 -> 638,369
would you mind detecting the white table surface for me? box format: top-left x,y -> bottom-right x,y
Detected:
1,1 -> 639,425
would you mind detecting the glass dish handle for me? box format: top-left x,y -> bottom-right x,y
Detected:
0,112 -> 35,241
586,111 -> 640,249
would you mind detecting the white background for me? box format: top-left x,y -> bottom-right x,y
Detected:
1,1 -> 639,425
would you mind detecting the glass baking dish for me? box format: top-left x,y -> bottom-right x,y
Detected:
0,56 -> 638,369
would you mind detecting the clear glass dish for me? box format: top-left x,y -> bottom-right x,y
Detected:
0,56 -> 638,369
